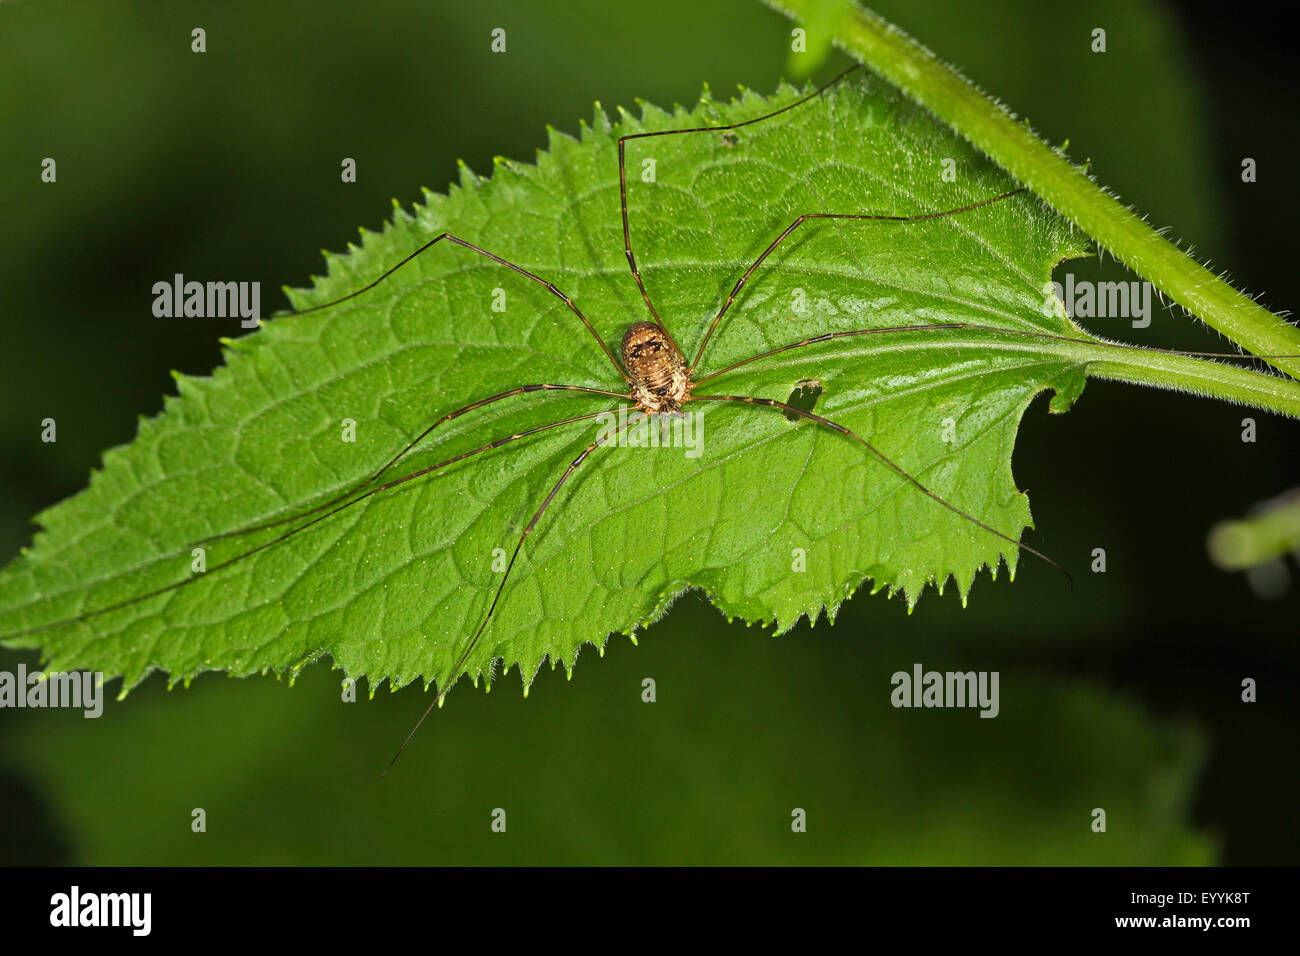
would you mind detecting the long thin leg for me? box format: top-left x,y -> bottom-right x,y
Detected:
198,384 -> 629,544
694,323 -> 1300,387
383,410 -> 644,775
617,64 -> 864,360
697,324 -> 967,385
288,231 -> 630,384
690,393 -> 1072,587
1,407 -> 630,641
689,188 -> 1027,375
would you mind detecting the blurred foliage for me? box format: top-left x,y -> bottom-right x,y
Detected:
6,600 -> 1212,864
0,0 -> 1296,864
1207,488 -> 1300,600
1208,489 -> 1300,570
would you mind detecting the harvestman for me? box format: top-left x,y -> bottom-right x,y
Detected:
6,66 -> 1292,772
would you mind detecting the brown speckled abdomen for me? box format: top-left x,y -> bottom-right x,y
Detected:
621,321 -> 690,413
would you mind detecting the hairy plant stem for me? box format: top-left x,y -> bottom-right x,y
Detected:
764,0 -> 1300,395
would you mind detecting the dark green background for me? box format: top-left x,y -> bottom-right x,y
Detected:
0,0 -> 1295,864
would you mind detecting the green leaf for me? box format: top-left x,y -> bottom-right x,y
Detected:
0,73 -> 1092,696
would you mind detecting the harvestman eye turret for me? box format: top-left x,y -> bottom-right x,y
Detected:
6,64 -> 1296,775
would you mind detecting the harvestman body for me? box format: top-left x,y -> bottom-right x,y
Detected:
623,323 -> 690,413
6,65 -> 1288,773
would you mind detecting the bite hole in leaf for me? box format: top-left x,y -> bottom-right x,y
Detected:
784,379 -> 823,421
